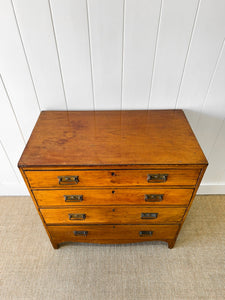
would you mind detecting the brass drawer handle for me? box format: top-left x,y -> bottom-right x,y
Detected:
145,194 -> 164,202
69,213 -> 86,220
64,195 -> 83,202
58,175 -> 79,185
139,231 -> 153,237
141,212 -> 158,219
147,174 -> 168,183
74,231 -> 88,236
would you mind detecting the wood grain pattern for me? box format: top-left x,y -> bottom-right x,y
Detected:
19,163 -> 58,247
19,110 -> 207,249
41,206 -> 186,225
47,224 -> 179,244
172,164 -> 207,243
33,188 -> 193,207
18,110 -> 208,167
22,164 -> 204,171
25,169 -> 200,188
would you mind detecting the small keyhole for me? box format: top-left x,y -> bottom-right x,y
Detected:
112,190 -> 115,194
112,208 -> 115,212
111,172 -> 115,176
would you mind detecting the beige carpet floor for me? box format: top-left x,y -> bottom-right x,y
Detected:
0,195 -> 224,300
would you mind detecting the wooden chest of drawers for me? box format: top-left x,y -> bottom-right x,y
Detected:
18,110 -> 208,249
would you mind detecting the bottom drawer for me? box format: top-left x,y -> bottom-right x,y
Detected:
48,224 -> 179,243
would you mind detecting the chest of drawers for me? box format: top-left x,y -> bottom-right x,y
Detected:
18,110 -> 208,249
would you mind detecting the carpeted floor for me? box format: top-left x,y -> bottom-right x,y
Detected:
0,195 -> 224,300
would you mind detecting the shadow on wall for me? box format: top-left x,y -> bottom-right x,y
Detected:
183,109 -> 225,184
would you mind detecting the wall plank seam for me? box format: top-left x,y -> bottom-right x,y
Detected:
11,0 -> 41,112
207,118 -> 225,164
195,37 -> 225,130
218,119 -> 225,182
0,75 -> 26,144
148,0 -> 163,108
120,0 -> 126,110
0,0 -> 225,193
48,0 -> 68,111
86,0 -> 96,110
0,140 -> 20,183
175,0 -> 201,108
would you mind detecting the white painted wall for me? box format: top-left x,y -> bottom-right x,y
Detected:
0,0 -> 225,195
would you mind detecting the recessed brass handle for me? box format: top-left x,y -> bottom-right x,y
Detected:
68,213 -> 86,220
74,231 -> 88,236
139,231 -> 153,236
147,174 -> 168,183
141,213 -> 158,219
145,194 -> 164,202
58,175 -> 79,185
64,195 -> 83,202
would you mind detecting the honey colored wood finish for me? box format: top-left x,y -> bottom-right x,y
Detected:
25,169 -> 200,188
40,206 -> 186,225
18,110 -> 207,166
33,188 -> 194,207
47,224 -> 180,246
18,110 -> 208,249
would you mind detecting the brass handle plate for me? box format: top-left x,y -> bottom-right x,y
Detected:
68,213 -> 86,220
147,174 -> 168,183
145,194 -> 164,202
139,231 -> 153,237
64,195 -> 83,202
58,176 -> 79,185
141,212 -> 158,219
74,231 -> 88,236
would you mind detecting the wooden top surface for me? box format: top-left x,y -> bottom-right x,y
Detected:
18,110 -> 208,167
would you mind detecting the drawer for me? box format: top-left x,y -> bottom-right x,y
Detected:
48,224 -> 179,242
41,206 -> 186,225
34,188 -> 193,207
26,169 -> 200,188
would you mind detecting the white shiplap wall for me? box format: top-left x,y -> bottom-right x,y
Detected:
0,0 -> 225,195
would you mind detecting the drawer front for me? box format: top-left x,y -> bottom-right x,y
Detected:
26,169 -> 200,188
48,224 -> 179,242
34,188 -> 193,207
41,206 -> 186,225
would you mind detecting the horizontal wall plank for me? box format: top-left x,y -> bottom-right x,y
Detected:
50,0 -> 93,110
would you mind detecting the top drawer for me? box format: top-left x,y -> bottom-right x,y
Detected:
25,169 -> 200,188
